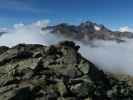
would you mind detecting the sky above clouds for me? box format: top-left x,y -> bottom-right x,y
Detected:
0,0 -> 133,30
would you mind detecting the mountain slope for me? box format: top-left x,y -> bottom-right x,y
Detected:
44,21 -> 133,42
0,41 -> 133,100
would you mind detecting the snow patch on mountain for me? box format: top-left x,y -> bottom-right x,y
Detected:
94,25 -> 101,31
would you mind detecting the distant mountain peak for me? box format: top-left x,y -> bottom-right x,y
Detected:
80,21 -> 96,26
79,21 -> 111,32
43,21 -> 133,42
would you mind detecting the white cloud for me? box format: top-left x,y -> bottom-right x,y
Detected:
0,27 -> 8,32
0,19 -> 63,47
78,40 -> 133,75
14,23 -> 24,29
33,20 -> 50,28
119,26 -> 133,32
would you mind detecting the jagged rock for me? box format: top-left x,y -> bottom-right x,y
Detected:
0,46 -> 9,55
0,41 -> 133,100
70,82 -> 95,98
56,80 -> 67,96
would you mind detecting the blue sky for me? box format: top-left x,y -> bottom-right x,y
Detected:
0,0 -> 133,29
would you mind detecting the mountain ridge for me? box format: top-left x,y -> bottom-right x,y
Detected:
43,21 -> 133,42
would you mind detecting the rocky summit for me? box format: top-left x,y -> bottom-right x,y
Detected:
0,41 -> 133,100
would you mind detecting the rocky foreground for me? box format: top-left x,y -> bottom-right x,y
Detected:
0,41 -> 133,100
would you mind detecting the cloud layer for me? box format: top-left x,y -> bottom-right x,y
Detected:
0,20 -> 62,47
78,40 -> 133,75
1,20 -> 133,76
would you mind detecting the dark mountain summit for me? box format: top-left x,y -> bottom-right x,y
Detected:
44,21 -> 133,42
79,21 -> 111,33
0,41 -> 133,100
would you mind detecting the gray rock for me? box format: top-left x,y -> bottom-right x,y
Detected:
0,41 -> 133,100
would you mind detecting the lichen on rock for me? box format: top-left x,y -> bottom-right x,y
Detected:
0,41 -> 133,100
